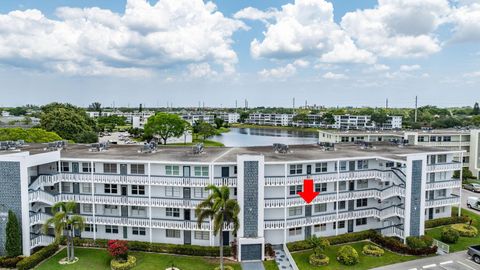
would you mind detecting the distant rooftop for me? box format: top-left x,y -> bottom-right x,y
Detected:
319,128 -> 478,135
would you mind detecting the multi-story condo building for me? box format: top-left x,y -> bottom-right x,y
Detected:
247,113 -> 294,126
87,111 -> 155,125
0,142 -> 463,261
319,129 -> 480,178
332,115 -> 403,130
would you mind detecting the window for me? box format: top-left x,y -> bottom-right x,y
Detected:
131,164 -> 145,174
436,189 -> 447,198
166,229 -> 181,238
61,162 -> 70,172
166,187 -> 181,197
166,165 -> 180,176
334,201 -> 346,210
104,205 -> 118,214
132,185 -> 145,195
289,164 -> 303,175
194,166 -> 209,177
132,227 -> 146,236
314,223 -> 326,232
84,224 -> 97,232
356,218 -> 367,226
289,207 -> 302,217
104,184 -> 118,194
81,183 -> 92,193
314,203 -> 327,213
386,162 -> 394,168
82,162 -> 94,173
166,208 -> 180,217
357,160 -> 369,170
194,188 -> 208,198
289,185 -> 302,195
288,227 -> 302,236
234,166 -> 237,174
131,206 -> 146,216
418,136 -> 426,142
315,183 -> 327,192
194,231 -> 210,240
357,180 -> 368,189
435,207 -> 445,214
437,155 -> 447,163
315,163 -> 328,173
105,225 -> 118,234
82,204 -> 93,213
334,181 -> 346,191
103,163 -> 117,173
356,198 -> 368,207
61,182 -> 71,193
334,221 -> 345,229
443,136 -> 451,142
339,161 -> 347,171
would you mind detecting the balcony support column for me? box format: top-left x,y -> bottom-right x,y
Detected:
91,160 -> 96,241
148,162 -> 152,243
335,160 -> 339,236
458,152 -> 463,217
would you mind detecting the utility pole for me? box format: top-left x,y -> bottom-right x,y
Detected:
386,98 -> 389,109
414,96 -> 418,123
293,97 -> 295,109
235,100 -> 237,113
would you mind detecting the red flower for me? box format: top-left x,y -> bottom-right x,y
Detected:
107,240 -> 129,260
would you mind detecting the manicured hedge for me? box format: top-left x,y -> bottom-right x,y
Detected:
370,234 -> 437,256
425,216 -> 470,229
287,230 -> 375,252
337,245 -> 359,266
362,244 -> 384,257
66,237 -> 231,257
309,254 -> 330,266
406,235 -> 433,249
441,227 -> 460,244
111,255 -> 136,270
16,244 -> 59,270
451,224 -> 478,237
0,256 -> 24,268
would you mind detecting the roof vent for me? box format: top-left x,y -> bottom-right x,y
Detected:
44,140 -> 67,151
273,143 -> 289,154
139,141 -> 157,153
193,143 -> 204,154
355,141 -> 375,150
0,140 -> 25,151
89,141 -> 109,152
318,142 -> 335,151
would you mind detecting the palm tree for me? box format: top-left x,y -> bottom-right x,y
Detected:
89,102 -> 102,116
196,185 -> 240,270
307,235 -> 330,258
43,201 -> 85,262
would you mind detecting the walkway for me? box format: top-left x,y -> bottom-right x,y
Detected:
241,261 -> 265,270
273,246 -> 294,270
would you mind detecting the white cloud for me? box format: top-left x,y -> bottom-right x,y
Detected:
364,64 -> 390,73
259,64 -> 297,79
0,0 -> 246,76
322,72 -> 348,80
464,71 -> 480,78
245,0 -> 374,64
449,3 -> 480,43
293,59 -> 310,67
400,64 -> 421,71
187,63 -> 217,78
233,7 -> 276,21
341,0 -> 450,58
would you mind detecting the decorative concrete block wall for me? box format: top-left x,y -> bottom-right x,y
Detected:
243,161 -> 258,238
0,161 -> 22,256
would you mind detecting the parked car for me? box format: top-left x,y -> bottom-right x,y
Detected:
467,197 -> 480,211
467,245 -> 480,264
463,183 -> 480,192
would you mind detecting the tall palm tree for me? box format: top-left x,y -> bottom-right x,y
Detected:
196,185 -> 240,270
43,201 -> 85,262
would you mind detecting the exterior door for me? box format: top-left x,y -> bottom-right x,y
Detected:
121,185 -> 128,196
184,231 -> 191,245
305,205 -> 312,217
73,183 -> 79,194
183,188 -> 191,199
123,227 -> 128,239
306,165 -> 312,175
184,209 -> 191,221
72,162 -> 79,173
183,166 -> 190,177
121,206 -> 128,217
120,164 -> 127,175
221,167 -> 230,178
305,226 -> 311,239
349,161 -> 355,171
348,220 -> 354,233
428,208 -> 434,219
223,231 -> 230,246
349,181 -> 355,191
348,200 -> 355,211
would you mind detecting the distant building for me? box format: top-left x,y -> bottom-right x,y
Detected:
247,113 -> 293,126
332,115 -> 402,130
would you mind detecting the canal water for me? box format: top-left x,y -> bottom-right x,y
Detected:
211,127 -> 318,147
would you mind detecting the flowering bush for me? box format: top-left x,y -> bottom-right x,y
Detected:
108,240 -> 129,261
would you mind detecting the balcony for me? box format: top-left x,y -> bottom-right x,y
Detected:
30,235 -> 55,249
29,190 -> 55,205
264,186 -> 405,208
29,212 -> 52,226
264,169 -> 403,186
426,162 -> 462,173
381,226 -> 404,239
426,180 -> 461,190
58,194 -> 202,208
425,196 -> 461,208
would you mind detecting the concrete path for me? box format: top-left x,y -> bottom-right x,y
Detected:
372,251 -> 480,270
241,261 -> 265,270
273,248 -> 294,270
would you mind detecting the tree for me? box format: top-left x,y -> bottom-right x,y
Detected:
43,201 -> 85,262
196,186 -> 240,270
8,107 -> 28,116
453,167 -> 475,181
40,103 -> 97,143
0,128 -> 62,143
239,112 -> 249,123
214,117 -> 225,129
371,111 -> 388,128
473,102 -> 480,115
144,113 -> 189,144
89,102 -> 102,116
293,113 -> 308,123
321,112 -> 335,125
97,115 -> 127,130
5,210 -> 21,257
307,235 -> 330,257
197,122 -> 216,141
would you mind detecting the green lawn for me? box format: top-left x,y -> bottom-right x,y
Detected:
37,247 -> 241,270
291,241 -> 422,270
426,207 -> 480,252
263,260 -> 279,270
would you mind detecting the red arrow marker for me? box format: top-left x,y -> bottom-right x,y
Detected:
298,179 -> 319,204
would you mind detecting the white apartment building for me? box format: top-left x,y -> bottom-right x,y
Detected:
247,113 -> 293,126
319,129 -> 480,178
87,111 -> 155,125
0,142 -> 463,261
332,115 -> 403,130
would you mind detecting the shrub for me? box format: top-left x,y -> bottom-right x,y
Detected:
425,216 -> 470,228
0,256 -> 24,268
406,235 -> 433,249
108,240 -> 129,261
336,245 -> 359,266
5,211 -> 22,257
111,255 -> 136,270
451,224 -> 478,237
214,266 -> 234,270
16,244 -> 59,270
362,244 -> 384,257
265,243 -> 275,257
287,230 -> 375,252
309,254 -> 330,266
370,233 -> 437,256
441,227 -> 460,244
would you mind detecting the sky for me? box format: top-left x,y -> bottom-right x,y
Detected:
0,0 -> 479,108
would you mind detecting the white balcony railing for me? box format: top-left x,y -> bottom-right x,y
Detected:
425,196 -> 461,208
30,235 -> 55,249
426,162 -> 462,173
381,226 -> 404,238
28,190 -> 55,205
426,180 -> 461,190
29,212 -> 52,226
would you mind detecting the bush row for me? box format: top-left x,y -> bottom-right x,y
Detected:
64,237 -> 231,257
287,230 -> 375,252
406,236 -> 433,249
16,244 -> 59,270
425,216 -> 470,229
370,234 -> 437,256
0,256 -> 24,268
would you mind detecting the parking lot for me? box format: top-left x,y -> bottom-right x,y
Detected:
372,251 -> 480,270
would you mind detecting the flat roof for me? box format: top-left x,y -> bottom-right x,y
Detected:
319,129 -> 477,136
0,142 -> 463,163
